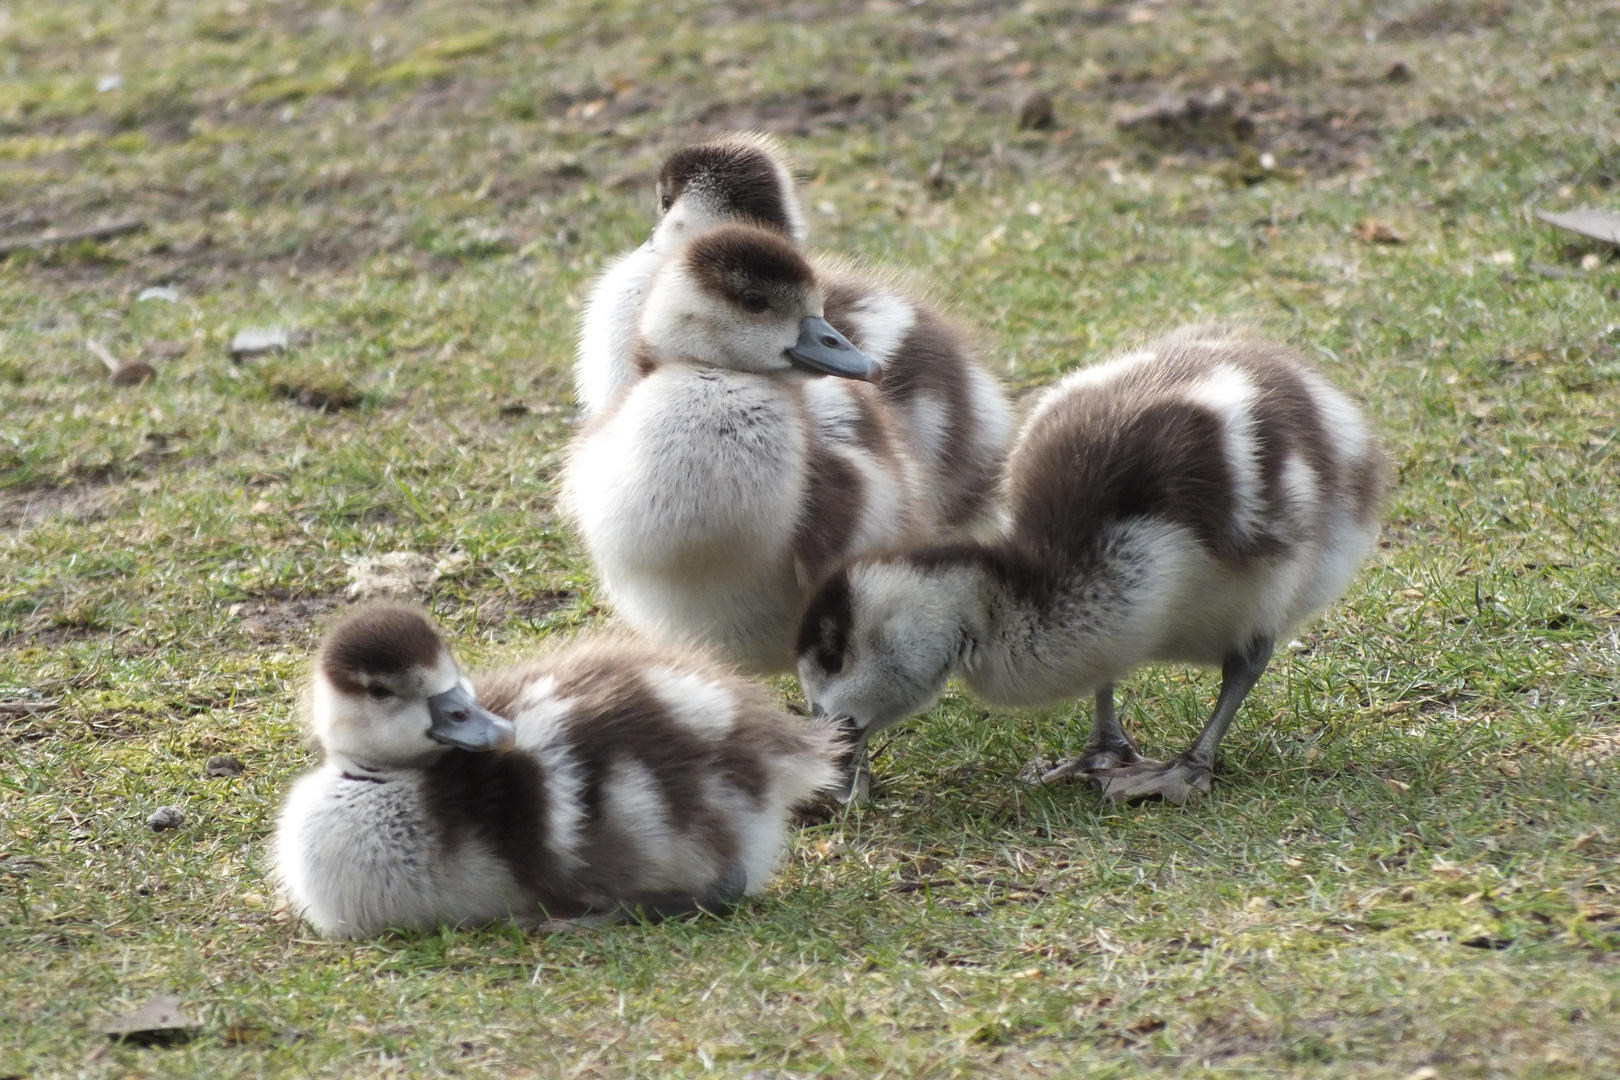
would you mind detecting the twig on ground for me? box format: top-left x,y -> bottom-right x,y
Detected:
0,217 -> 146,257
87,338 -> 156,385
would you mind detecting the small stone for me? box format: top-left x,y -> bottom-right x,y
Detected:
1286,638 -> 1310,653
109,361 -> 157,386
1580,252 -> 1602,272
136,286 -> 179,303
1017,90 -> 1056,131
97,73 -> 124,93
148,805 -> 186,831
1355,219 -> 1408,245
229,326 -> 290,360
206,755 -> 244,778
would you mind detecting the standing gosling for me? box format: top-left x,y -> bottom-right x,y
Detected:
564,223 -> 930,674
795,326 -> 1389,803
574,133 -> 1014,530
274,604 -> 844,938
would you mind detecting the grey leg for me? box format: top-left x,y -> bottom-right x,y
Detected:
1041,684 -> 1149,784
1097,638 -> 1275,804
840,743 -> 872,803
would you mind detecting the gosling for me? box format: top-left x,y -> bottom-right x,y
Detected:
575,132 -> 1014,529
273,604 -> 844,938
795,326 -> 1389,803
563,223 -> 930,674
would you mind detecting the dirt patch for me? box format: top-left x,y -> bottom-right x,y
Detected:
0,484 -> 119,530
468,590 -> 575,628
692,87 -> 913,138
1380,1 -> 1514,39
234,594 -> 345,644
1111,82 -> 1381,172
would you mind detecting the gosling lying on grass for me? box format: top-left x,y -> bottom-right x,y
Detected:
274,604 -> 844,938
795,326 -> 1389,803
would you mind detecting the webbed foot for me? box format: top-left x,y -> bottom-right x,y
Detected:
1093,757 -> 1213,804
1039,744 -> 1150,785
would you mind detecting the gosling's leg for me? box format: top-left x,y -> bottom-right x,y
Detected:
839,743 -> 873,803
1040,684 -> 1149,784
1097,638 -> 1275,804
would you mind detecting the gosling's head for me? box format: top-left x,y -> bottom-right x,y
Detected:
639,223 -> 880,382
311,604 -> 515,769
795,561 -> 972,750
653,133 -> 806,251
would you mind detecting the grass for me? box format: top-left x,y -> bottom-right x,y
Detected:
2,0 -> 1619,1075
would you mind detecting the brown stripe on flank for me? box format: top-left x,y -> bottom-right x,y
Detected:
822,279 -> 996,527
1345,449 -> 1392,525
545,656 -> 740,891
419,748 -> 582,916
1008,394 -> 1242,561
791,433 -> 866,587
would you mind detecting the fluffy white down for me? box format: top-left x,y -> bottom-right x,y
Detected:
273,768 -> 517,940
563,368 -> 809,671
565,363 -> 926,672
575,243 -> 661,417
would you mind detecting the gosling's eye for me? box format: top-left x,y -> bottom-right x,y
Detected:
660,193 -> 673,212
740,291 -> 769,313
818,650 -> 844,675
366,685 -> 394,701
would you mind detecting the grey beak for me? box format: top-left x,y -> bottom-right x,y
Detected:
426,684 -> 516,753
786,316 -> 882,382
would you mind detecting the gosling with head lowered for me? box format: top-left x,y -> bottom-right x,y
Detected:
575,132 -> 1014,530
273,604 -> 845,938
796,326 -> 1388,803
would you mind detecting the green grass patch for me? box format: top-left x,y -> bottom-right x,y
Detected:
3,0 -> 1619,1077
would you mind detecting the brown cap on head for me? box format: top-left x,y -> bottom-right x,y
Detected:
319,603 -> 445,695
683,223 -> 816,308
657,137 -> 794,233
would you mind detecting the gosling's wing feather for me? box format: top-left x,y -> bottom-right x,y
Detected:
821,269 -> 1013,529
1006,329 -> 1386,569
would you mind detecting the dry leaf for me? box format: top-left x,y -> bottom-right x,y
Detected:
1383,777 -> 1412,793
94,995 -> 200,1043
1430,856 -> 1467,880
1535,207 -> 1620,246
1569,830 -> 1599,852
345,551 -> 440,601
1496,759 -> 1521,778
1355,219 -> 1407,244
